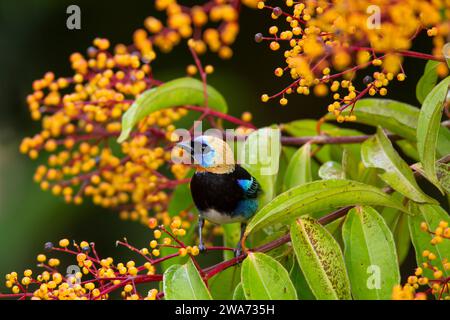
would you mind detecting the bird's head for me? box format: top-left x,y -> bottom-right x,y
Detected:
175,135 -> 235,174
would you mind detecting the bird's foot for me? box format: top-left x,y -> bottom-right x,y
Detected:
233,247 -> 242,258
199,243 -> 207,253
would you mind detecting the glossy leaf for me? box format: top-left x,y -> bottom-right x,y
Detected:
381,197 -> 411,266
392,213 -> 412,265
342,147 -> 359,180
163,259 -> 212,300
333,99 -> 420,141
209,266 -> 241,300
395,140 -> 420,161
241,252 -> 297,300
327,99 -> 450,157
167,171 -> 194,216
233,283 -> 246,300
276,147 -> 295,194
282,119 -> 362,164
416,60 -> 440,104
239,127 -> 281,205
245,180 -> 409,236
417,76 -> 450,193
325,216 -> 345,249
437,163 -> 450,193
342,206 -> 400,299
318,161 -> 345,180
290,216 -> 351,300
289,261 -> 316,300
118,77 -> 228,143
222,223 -> 241,260
283,143 -> 312,190
283,119 -> 363,138
361,127 -> 435,203
408,204 -> 450,279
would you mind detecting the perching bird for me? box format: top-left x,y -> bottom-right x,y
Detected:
176,135 -> 261,256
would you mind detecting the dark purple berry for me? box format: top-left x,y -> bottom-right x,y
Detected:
44,242 -> 54,251
273,7 -> 282,17
254,33 -> 263,43
363,75 -> 373,84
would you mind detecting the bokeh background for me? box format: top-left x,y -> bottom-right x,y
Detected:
0,0 -> 437,281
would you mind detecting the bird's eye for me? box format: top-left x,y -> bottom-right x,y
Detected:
201,144 -> 211,153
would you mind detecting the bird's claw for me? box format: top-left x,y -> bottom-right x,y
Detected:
233,247 -> 242,258
199,243 -> 207,253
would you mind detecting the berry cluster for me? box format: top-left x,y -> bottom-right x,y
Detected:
1,213 -> 213,300
19,1 -> 259,224
256,1 -> 449,121
393,220 -> 450,300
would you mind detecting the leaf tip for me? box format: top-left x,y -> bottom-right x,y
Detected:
117,130 -> 130,144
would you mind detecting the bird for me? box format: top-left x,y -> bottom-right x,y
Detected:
176,135 -> 261,256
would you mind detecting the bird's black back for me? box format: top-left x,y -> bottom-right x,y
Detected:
190,165 -> 258,216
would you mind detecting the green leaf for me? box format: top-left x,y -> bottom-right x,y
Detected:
283,143 -> 312,190
318,161 -> 345,180
241,252 -> 297,300
245,180 -> 409,236
325,216 -> 345,249
167,171 -> 194,217
290,216 -> 351,300
417,76 -> 450,193
361,127 -> 436,203
416,60 -> 440,104
437,162 -> 450,193
342,206 -> 400,299
282,119 -> 362,164
163,259 -> 212,300
342,147 -> 359,180
239,127 -> 281,205
379,193 -> 412,266
392,213 -> 412,266
289,261 -> 316,300
283,120 -> 362,138
395,140 -> 420,161
334,99 -> 420,141
209,266 -> 241,300
329,98 -> 450,157
276,147 -> 294,194
408,204 -> 450,279
223,223 -> 241,260
117,77 -> 228,143
233,283 -> 246,300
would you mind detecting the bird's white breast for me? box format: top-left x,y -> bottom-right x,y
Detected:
200,209 -> 246,224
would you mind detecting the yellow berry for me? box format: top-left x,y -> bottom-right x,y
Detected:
241,112 -> 252,122
186,64 -> 197,75
205,65 -> 214,74
59,239 -> 70,248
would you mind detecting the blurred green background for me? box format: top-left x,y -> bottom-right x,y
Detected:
0,0 -> 434,280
